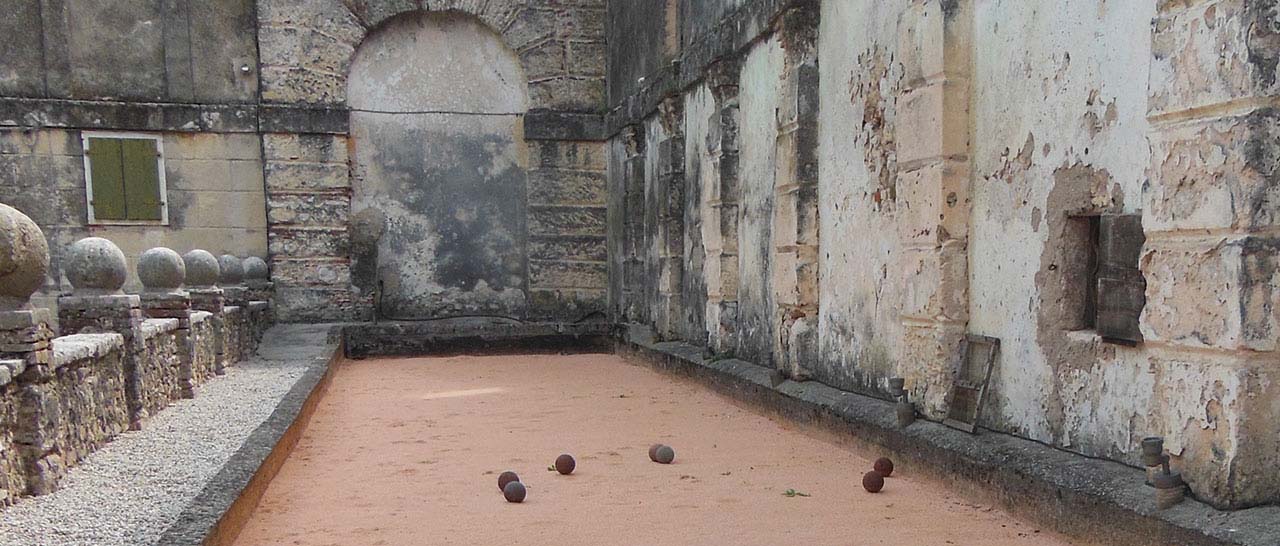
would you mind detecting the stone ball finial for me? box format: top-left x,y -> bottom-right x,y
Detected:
138,247 -> 186,293
182,250 -> 220,288
243,256 -> 268,280
65,237 -> 128,295
0,203 -> 50,309
218,255 -> 244,285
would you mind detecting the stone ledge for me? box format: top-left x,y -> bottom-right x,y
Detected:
247,302 -> 270,312
616,327 -> 1280,546
159,324 -> 344,546
344,320 -> 617,358
139,318 -> 180,340
191,311 -> 212,325
51,333 -> 124,370
0,359 -> 23,387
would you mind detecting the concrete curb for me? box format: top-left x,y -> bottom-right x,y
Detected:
617,334 -> 1280,546
158,325 -> 344,546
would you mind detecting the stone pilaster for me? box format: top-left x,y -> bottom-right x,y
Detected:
893,0 -> 973,416
1143,0 -> 1280,509
654,96 -> 686,340
705,59 -> 742,355
772,4 -> 821,379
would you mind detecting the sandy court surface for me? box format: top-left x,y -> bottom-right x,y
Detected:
232,354 -> 1089,546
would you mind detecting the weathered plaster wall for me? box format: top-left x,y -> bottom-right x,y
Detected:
606,0 -> 1280,509
348,13 -> 531,319
0,129 -> 268,296
967,0 -> 1155,460
816,1 -> 911,395
0,0 -> 258,102
737,37 -> 783,366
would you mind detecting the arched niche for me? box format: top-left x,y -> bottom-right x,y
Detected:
348,11 -> 531,319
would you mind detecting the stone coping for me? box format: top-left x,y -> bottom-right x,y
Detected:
343,320 -> 617,357
139,318 -> 180,340
51,333 -> 124,370
191,311 -> 212,325
247,302 -> 269,312
617,327 -> 1280,546
0,359 -> 24,387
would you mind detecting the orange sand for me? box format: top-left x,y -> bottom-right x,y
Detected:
232,354 -> 1089,546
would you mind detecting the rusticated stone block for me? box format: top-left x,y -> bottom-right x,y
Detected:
1143,236 -> 1280,352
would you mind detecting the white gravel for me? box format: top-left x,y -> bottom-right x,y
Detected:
0,355 -> 312,545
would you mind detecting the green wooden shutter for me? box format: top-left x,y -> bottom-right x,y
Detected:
1096,214 -> 1146,345
87,138 -> 127,221
121,139 -> 163,221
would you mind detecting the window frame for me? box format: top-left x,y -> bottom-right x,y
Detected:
81,131 -> 169,226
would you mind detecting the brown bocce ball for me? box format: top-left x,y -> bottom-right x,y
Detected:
555,454 -> 576,475
862,470 -> 885,493
498,471 -> 520,491
874,457 -> 894,477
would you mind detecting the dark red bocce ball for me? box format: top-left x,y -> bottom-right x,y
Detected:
862,471 -> 885,493
503,480 -> 527,503
498,471 -> 520,491
555,454 -> 576,475
874,457 -> 895,477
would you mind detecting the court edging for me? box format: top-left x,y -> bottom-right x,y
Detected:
158,324 -> 345,546
616,325 -> 1280,546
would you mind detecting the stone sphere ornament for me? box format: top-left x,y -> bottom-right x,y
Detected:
182,250 -> 221,288
64,237 -> 128,294
874,457 -> 895,477
502,480 -> 526,503
862,471 -> 885,493
498,471 -> 520,491
0,203 -> 50,309
217,254 -> 244,285
138,247 -> 186,292
243,256 -> 268,280
555,454 -> 576,475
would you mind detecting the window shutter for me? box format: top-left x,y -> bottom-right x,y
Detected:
121,138 -> 163,221
87,138 -> 127,221
1096,214 -> 1146,345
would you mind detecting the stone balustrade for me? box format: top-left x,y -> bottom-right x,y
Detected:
0,203 -> 274,506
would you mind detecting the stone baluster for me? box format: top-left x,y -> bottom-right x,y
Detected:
183,250 -> 224,313
0,204 -> 54,370
218,254 -> 247,307
57,237 -> 145,428
183,250 -> 226,374
243,256 -> 272,303
138,248 -> 198,398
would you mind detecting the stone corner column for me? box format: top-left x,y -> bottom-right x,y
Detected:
0,203 -> 58,497
138,247 -> 198,399
183,250 -> 227,375
56,237 -> 143,429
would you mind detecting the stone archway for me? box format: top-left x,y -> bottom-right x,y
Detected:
348,12 -> 531,319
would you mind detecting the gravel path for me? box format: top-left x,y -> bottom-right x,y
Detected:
0,325 -> 333,546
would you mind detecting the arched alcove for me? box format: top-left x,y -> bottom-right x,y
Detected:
348,11 -> 531,319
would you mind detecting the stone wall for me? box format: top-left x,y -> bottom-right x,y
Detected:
606,0 -> 1280,509
136,319 -> 184,422
0,0 -> 609,324
0,209 -> 275,504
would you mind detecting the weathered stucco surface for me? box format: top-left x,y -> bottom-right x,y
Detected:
606,0 -> 1280,509
348,13 -> 530,319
